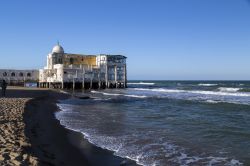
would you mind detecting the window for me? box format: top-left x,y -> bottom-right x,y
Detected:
70,58 -> 74,64
3,72 -> 7,77
27,73 -> 31,77
11,72 -> 15,77
19,72 -> 24,77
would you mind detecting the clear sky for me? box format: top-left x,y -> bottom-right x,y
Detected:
0,0 -> 250,80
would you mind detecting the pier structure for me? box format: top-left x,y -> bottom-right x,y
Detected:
39,43 -> 127,89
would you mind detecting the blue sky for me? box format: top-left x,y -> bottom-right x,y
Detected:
0,0 -> 250,80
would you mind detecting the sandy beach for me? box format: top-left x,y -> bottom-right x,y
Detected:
0,97 -> 38,165
0,87 -> 137,166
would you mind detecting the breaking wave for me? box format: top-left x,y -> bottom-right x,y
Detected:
218,87 -> 241,92
204,100 -> 221,104
91,90 -> 147,98
55,103 -> 243,166
198,83 -> 218,86
127,82 -> 155,85
133,88 -> 250,97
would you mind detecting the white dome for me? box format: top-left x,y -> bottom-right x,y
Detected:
52,44 -> 64,54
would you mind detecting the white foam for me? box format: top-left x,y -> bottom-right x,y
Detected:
93,97 -> 112,101
127,82 -> 155,85
176,153 -> 202,164
91,90 -> 147,98
78,131 -> 244,166
91,90 -> 119,96
56,103 -> 73,112
55,101 -> 244,166
230,159 -> 243,165
59,90 -> 71,94
173,153 -> 243,166
191,90 -> 250,97
133,88 -> 250,97
134,88 -> 185,93
198,83 -> 218,86
218,87 -> 241,92
205,100 -> 220,104
124,94 -> 147,98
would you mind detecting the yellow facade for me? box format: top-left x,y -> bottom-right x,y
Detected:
63,54 -> 97,66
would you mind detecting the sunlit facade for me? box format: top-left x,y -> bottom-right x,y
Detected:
39,43 -> 127,89
0,69 -> 38,86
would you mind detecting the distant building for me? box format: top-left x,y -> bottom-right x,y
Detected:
39,43 -> 127,89
0,69 -> 39,86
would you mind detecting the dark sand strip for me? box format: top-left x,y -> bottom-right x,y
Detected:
4,88 -> 138,166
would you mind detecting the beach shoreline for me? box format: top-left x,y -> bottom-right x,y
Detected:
0,87 -> 138,166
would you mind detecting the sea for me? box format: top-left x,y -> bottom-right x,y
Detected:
56,81 -> 250,166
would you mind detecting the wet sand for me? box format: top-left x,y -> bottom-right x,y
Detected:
0,87 -> 137,166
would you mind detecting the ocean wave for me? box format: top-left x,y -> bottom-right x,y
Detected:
171,153 -> 242,166
204,100 -> 221,104
93,97 -> 112,101
134,88 -> 185,93
218,87 -> 241,92
91,90 -> 147,98
79,132 -> 243,166
133,88 -> 250,97
59,90 -> 71,94
56,102 -> 243,166
56,103 -> 73,112
198,83 -> 218,86
127,82 -> 155,85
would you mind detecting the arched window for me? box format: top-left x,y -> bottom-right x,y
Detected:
11,72 -> 15,77
27,73 -> 31,77
19,72 -> 23,77
3,72 -> 7,77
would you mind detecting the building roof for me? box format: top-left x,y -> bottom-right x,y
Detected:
52,43 -> 64,54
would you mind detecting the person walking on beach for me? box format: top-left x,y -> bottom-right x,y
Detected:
1,80 -> 7,97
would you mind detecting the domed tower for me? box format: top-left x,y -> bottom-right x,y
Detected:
47,42 -> 65,69
52,43 -> 64,54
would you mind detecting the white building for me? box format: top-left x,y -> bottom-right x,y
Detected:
0,69 -> 39,86
39,43 -> 127,89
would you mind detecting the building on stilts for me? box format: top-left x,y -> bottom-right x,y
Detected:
39,43 -> 127,89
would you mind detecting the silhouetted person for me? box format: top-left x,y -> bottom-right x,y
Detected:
1,80 -> 7,97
